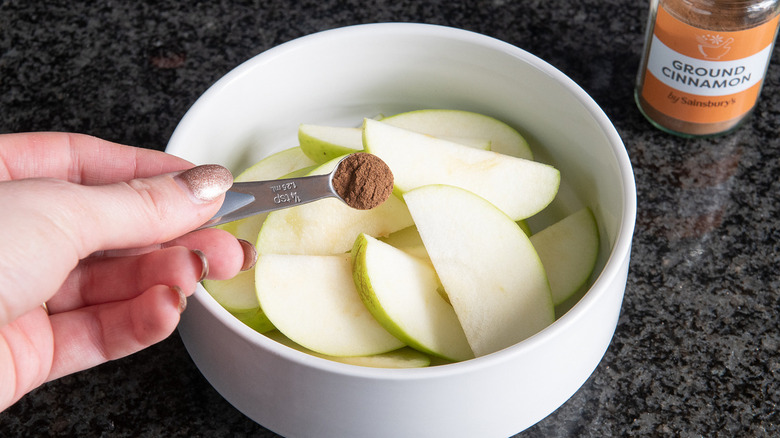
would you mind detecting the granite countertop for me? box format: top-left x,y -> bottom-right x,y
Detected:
2,0 -> 779,436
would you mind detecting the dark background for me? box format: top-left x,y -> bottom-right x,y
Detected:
2,0 -> 779,436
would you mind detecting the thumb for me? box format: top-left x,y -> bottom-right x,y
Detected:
56,164 -> 233,256
0,165 -> 232,325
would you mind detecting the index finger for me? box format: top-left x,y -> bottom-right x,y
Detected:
0,132 -> 193,184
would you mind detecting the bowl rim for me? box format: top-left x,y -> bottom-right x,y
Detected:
176,22 -> 637,380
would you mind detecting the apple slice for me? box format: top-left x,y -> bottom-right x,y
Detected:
203,148 -> 317,332
256,156 -> 414,255
379,225 -> 429,260
530,207 -> 599,306
264,330 -> 431,368
236,146 -> 317,181
363,119 -> 560,221
352,234 -> 474,361
381,109 -> 532,159
404,185 -> 555,357
203,270 -> 274,333
298,124 -> 363,163
255,253 -> 405,356
372,227 -> 446,302
299,123 -> 492,164
517,219 -> 532,236
218,147 -> 317,242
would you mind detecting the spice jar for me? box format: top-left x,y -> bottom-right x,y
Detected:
635,0 -> 780,137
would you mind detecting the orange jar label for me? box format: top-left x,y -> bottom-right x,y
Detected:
640,5 -> 780,124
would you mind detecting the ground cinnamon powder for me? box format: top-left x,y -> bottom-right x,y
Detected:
332,153 -> 394,210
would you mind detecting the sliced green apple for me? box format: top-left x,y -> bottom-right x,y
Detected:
298,124 -> 363,163
203,148 -> 316,333
218,147 -> 317,242
530,207 -> 599,306
517,219 -> 532,236
255,253 -> 405,356
202,270 -> 274,333
363,119 -> 560,221
264,330 -> 431,368
403,184 -> 555,357
352,234 -> 474,362
379,225 -> 429,260
236,146 -> 316,181
256,156 -> 414,255
381,109 -> 532,159
299,123 -> 492,164
221,164 -> 317,241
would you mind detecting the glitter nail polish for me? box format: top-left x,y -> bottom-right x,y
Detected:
175,164 -> 233,202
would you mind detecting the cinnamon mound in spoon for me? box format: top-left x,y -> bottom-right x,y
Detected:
332,153 -> 394,210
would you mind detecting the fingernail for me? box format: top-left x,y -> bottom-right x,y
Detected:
171,286 -> 187,314
175,164 -> 233,203
191,249 -> 209,281
238,239 -> 258,271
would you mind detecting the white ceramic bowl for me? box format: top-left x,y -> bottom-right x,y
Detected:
166,23 -> 636,438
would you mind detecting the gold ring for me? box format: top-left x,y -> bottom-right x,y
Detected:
41,302 -> 49,315
191,249 -> 209,282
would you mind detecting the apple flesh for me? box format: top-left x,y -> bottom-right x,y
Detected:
217,146 -> 316,242
298,124 -> 363,163
236,146 -> 317,181
379,226 -> 429,260
256,156 -> 414,255
381,109 -> 532,159
206,109 -> 599,367
363,118 -> 560,221
403,184 -> 555,357
299,123 -> 492,164
352,234 -> 474,362
202,270 -> 274,333
264,330 -> 431,368
203,147 -> 316,334
530,207 -> 599,306
255,253 -> 405,356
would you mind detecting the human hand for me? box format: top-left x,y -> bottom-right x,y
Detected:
0,132 -> 256,411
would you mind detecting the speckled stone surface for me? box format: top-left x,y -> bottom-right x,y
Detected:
2,0 -> 779,436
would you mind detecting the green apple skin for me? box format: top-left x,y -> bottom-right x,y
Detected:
203,270 -> 274,333
363,119 -> 560,221
256,156 -> 414,255
517,219 -> 532,236
298,124 -> 363,163
530,207 -> 599,306
264,330 -> 431,368
352,234 -> 474,362
379,225 -> 430,260
299,123 -> 492,164
381,109 -> 532,159
379,225 -> 424,247
203,269 -> 258,312
231,307 -> 276,333
255,253 -> 405,357
403,184 -> 555,357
